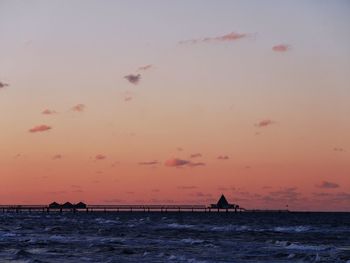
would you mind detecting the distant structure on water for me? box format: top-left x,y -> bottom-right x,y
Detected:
49,202 -> 87,209
210,194 -> 239,210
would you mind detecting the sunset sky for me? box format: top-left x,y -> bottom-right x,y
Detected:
1,0 -> 349,211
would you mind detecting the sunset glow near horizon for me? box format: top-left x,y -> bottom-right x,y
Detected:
1,0 -> 349,211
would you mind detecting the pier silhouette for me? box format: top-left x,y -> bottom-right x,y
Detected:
0,195 -> 289,213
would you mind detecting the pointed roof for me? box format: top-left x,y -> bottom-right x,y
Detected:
217,194 -> 229,207
62,202 -> 74,208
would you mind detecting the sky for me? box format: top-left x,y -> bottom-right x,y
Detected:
0,0 -> 349,211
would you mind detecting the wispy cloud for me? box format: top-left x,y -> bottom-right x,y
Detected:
217,155 -> 229,160
139,160 -> 159,165
317,181 -> 339,189
188,162 -> 206,167
333,147 -> 345,152
42,109 -> 57,115
165,158 -> 190,167
179,32 -> 247,45
164,158 -> 205,168
71,104 -> 85,112
95,154 -> 107,160
313,192 -> 350,203
124,95 -> 133,102
272,44 -> 290,52
190,153 -> 202,158
29,124 -> 52,133
268,187 -> 301,202
52,154 -> 62,160
255,119 -> 276,128
138,64 -> 152,71
0,81 -> 9,89
124,74 -> 141,85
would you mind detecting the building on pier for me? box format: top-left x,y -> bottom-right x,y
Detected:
210,194 -> 239,209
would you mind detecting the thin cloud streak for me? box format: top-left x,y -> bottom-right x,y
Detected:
29,125 -> 52,133
272,44 -> 290,52
139,160 -> 159,165
317,181 -> 339,189
42,109 -> 57,115
138,64 -> 152,71
95,154 -> 107,160
255,119 -> 276,128
190,153 -> 202,158
179,32 -> 247,45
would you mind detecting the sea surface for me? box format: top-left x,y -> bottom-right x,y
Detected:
0,212 -> 349,262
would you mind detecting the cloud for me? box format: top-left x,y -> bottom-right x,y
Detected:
177,147 -> 183,151
317,181 -> 339,189
268,187 -> 301,202
0,81 -> 9,89
165,158 -> 205,168
95,154 -> 107,160
313,192 -> 350,203
177,185 -> 197,190
272,44 -> 290,52
255,119 -> 275,128
42,109 -> 57,115
124,74 -> 141,85
152,189 -> 160,192
29,124 -> 52,133
52,154 -> 62,160
192,192 -> 212,197
71,104 -> 85,112
138,160 -> 159,165
190,153 -> 202,158
188,162 -> 206,167
124,96 -> 133,102
165,158 -> 190,167
179,32 -> 247,45
217,155 -> 229,160
138,64 -> 152,71
333,147 -> 345,152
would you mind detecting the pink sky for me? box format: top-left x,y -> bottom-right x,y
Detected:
0,1 -> 349,211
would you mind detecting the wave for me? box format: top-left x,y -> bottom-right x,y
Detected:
272,225 -> 312,233
274,240 -> 333,251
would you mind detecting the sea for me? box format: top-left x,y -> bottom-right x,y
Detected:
0,212 -> 349,262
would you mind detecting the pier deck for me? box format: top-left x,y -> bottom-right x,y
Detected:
0,204 -> 247,213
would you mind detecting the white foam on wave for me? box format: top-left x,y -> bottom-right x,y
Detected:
0,232 -> 17,238
275,240 -> 331,251
180,238 -> 205,245
211,225 -> 250,232
94,218 -> 120,224
167,254 -> 207,262
273,226 -> 311,233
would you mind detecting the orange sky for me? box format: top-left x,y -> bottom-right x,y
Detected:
0,1 -> 349,211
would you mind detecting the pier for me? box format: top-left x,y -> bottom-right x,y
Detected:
0,195 -> 289,213
0,204 -> 245,213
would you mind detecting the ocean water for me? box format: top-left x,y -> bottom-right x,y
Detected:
0,212 -> 349,262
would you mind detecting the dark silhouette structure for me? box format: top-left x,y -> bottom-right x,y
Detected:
49,202 -> 60,209
48,202 -> 87,209
75,202 -> 87,209
62,202 -> 74,209
210,194 -> 239,210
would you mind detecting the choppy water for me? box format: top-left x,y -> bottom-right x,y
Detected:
0,212 -> 349,262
